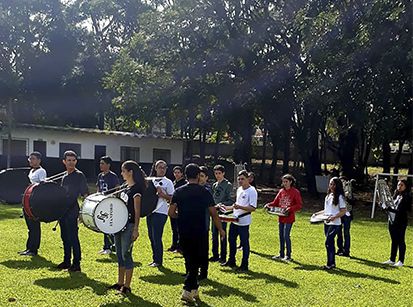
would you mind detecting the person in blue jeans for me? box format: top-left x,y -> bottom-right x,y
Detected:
147,160 -> 175,267
336,176 -> 354,257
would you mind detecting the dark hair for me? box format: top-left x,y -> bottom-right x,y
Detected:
63,150 -> 77,160
122,160 -> 147,190
199,166 -> 209,176
238,170 -> 249,178
394,179 -> 411,197
327,177 -> 345,206
173,166 -> 183,173
185,163 -> 200,179
29,151 -> 42,160
100,156 -> 112,165
282,174 -> 296,186
213,165 -> 225,173
248,171 -> 256,187
150,160 -> 167,176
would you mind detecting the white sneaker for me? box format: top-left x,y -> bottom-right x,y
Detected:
382,260 -> 395,265
393,261 -> 404,267
181,290 -> 195,303
191,289 -> 199,300
272,255 -> 283,260
98,249 -> 112,255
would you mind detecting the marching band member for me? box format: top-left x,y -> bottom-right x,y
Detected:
108,160 -> 145,295
147,160 -> 174,267
222,170 -> 257,271
57,151 -> 89,272
264,174 -> 302,261
210,165 -> 232,264
96,156 -> 120,255
336,176 -> 354,257
382,179 -> 412,267
321,177 -> 346,270
169,163 -> 225,303
18,151 -> 47,256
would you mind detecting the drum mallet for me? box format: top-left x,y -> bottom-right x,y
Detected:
52,221 -> 59,231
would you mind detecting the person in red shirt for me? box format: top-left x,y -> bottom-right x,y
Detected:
264,174 -> 302,261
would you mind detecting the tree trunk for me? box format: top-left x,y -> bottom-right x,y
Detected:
269,142 -> 277,185
338,127 -> 358,178
282,127 -> 291,174
260,127 -> 267,179
382,139 -> 391,174
214,129 -> 221,163
199,128 -> 207,164
392,139 -> 406,187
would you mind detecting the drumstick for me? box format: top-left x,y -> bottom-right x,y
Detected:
52,220 -> 59,231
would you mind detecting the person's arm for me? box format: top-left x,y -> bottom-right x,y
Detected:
209,206 -> 225,239
264,191 -> 281,208
168,203 -> 178,219
38,169 -> 47,182
132,195 -> 141,241
157,180 -> 174,202
80,174 -> 89,198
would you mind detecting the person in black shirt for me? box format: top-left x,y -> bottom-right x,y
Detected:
96,156 -> 120,255
167,166 -> 187,253
108,160 -> 146,295
169,163 -> 225,304
57,151 -> 89,272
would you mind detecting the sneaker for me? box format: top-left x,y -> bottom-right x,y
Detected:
219,258 -> 226,264
323,264 -> 336,270
120,286 -> 131,295
237,245 -> 243,250
191,289 -> 199,300
393,261 -> 404,267
382,260 -> 395,265
108,283 -> 123,291
282,256 -> 292,262
181,290 -> 195,303
209,256 -> 219,262
271,255 -> 283,260
20,250 -> 37,256
149,262 -> 161,267
167,246 -> 177,252
56,262 -> 71,270
337,252 -> 344,256
221,261 -> 237,268
236,266 -> 248,272
18,249 -> 29,255
98,249 -> 112,255
68,264 -> 81,272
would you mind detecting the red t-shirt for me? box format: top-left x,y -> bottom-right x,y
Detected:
268,187 -> 303,223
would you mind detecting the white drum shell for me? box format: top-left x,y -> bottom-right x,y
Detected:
81,194 -> 128,234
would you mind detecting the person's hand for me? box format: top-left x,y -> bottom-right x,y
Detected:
327,215 -> 336,222
219,229 -> 226,240
264,203 -> 269,209
233,204 -> 241,209
132,228 -> 139,241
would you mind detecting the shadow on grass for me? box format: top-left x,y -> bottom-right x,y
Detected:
0,255 -> 56,270
250,250 -> 290,265
0,204 -> 21,221
293,261 -> 400,284
351,256 -> 397,270
140,266 -> 258,302
221,267 -> 298,288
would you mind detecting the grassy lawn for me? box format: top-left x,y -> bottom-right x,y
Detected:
0,203 -> 412,307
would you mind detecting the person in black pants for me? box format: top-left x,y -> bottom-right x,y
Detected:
19,151 -> 47,256
382,179 -> 412,267
57,150 -> 89,272
167,166 -> 187,253
169,164 -> 225,304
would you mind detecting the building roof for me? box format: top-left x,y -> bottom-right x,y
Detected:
17,123 -> 180,141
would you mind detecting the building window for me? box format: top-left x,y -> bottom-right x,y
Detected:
59,143 -> 81,158
121,146 -> 140,162
33,140 -> 47,157
153,148 -> 171,164
2,139 -> 27,156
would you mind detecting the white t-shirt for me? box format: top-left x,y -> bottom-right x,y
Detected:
28,167 -> 47,184
233,186 -> 257,226
152,177 -> 175,215
324,194 -> 346,226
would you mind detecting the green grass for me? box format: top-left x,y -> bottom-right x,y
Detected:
0,204 -> 412,306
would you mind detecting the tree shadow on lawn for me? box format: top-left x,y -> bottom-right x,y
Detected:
350,256 -> 398,270
293,262 -> 399,284
140,266 -> 258,303
0,255 -> 56,270
249,250 -> 289,265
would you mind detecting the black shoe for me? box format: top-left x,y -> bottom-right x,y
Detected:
167,246 -> 177,252
68,264 -> 81,272
237,266 -> 248,272
221,261 -> 236,268
20,250 -> 37,256
343,253 -> 350,257
56,262 -> 71,270
18,249 -> 29,255
198,274 -> 208,281
120,286 -> 131,295
108,283 -> 123,291
219,258 -> 226,264
323,264 -> 336,270
209,256 -> 219,262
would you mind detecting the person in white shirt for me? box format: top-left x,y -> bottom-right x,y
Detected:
147,160 -> 175,267
321,177 -> 347,270
18,151 -> 47,256
221,170 -> 257,271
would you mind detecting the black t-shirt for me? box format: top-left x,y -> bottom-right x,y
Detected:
174,178 -> 188,189
97,171 -> 119,192
171,183 -> 215,237
61,169 -> 89,208
121,184 -> 143,223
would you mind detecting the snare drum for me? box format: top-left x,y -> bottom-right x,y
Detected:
22,181 -> 69,222
81,193 -> 128,234
310,211 -> 330,224
266,207 -> 288,217
219,214 -> 239,223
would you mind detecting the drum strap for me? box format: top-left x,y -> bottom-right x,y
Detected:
237,212 -> 251,218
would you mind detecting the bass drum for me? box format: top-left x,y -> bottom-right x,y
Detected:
22,181 -> 69,222
140,180 -> 159,217
0,168 -> 30,204
81,194 -> 128,234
